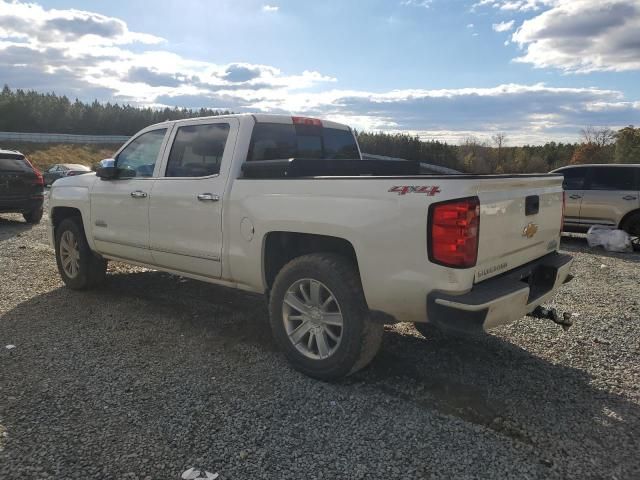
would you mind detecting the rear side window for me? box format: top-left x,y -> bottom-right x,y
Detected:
247,123 -> 359,161
559,167 -> 588,190
0,157 -> 30,172
588,167 -> 637,191
166,123 -> 230,177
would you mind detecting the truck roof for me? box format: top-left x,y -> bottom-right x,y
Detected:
147,113 -> 351,131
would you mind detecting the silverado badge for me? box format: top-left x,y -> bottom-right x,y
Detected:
388,185 -> 441,196
522,222 -> 539,238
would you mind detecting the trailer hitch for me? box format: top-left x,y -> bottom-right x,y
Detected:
528,306 -> 573,330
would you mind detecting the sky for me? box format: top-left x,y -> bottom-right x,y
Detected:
0,0 -> 639,144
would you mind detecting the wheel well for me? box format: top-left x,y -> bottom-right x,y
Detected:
263,232 -> 359,290
619,208 -> 640,231
51,207 -> 82,230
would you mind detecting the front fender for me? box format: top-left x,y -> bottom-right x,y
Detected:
49,185 -> 95,251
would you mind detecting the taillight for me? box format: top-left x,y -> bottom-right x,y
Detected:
23,157 -> 44,186
292,116 -> 322,126
428,197 -> 480,268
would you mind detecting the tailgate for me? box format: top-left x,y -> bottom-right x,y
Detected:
474,175 -> 564,283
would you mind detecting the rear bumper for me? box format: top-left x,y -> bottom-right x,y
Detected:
0,196 -> 44,214
426,252 -> 573,333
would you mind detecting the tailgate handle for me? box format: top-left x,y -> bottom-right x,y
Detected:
525,195 -> 539,216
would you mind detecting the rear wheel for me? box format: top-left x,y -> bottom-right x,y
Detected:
23,207 -> 43,224
621,212 -> 640,251
55,217 -> 107,289
269,253 -> 383,380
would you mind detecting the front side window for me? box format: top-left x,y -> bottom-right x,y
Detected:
117,129 -> 167,178
165,123 -> 230,177
559,167 -> 588,190
588,167 -> 636,191
247,123 -> 359,161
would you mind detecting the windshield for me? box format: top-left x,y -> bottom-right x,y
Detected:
247,122 -> 360,161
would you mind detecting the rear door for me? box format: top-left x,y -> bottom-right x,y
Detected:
579,166 -> 640,228
148,118 -> 239,278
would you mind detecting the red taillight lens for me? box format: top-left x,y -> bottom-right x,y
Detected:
23,157 -> 44,186
428,197 -> 480,268
292,116 -> 322,126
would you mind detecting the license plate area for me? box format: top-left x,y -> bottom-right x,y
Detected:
524,264 -> 557,303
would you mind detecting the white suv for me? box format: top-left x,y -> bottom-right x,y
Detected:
553,164 -> 640,247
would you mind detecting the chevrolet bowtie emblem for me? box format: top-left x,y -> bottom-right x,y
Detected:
522,222 -> 538,238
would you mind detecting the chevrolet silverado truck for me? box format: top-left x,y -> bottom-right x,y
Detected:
49,114 -> 573,379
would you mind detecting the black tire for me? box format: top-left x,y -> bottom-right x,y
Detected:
23,207 -> 43,224
55,217 -> 107,290
620,212 -> 640,251
269,253 -> 383,380
414,322 -> 441,339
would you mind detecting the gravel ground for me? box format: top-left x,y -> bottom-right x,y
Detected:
1,204 -> 639,480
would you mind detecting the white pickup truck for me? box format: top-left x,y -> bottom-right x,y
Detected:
49,114 -> 573,379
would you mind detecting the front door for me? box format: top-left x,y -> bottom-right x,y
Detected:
90,127 -> 170,263
148,118 -> 239,278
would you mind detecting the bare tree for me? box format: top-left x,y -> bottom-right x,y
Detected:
491,132 -> 507,172
580,126 -> 615,147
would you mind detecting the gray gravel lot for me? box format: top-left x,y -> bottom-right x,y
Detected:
1,206 -> 639,479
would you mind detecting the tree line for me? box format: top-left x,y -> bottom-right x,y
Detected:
1,86 -> 638,172
0,85 -> 230,136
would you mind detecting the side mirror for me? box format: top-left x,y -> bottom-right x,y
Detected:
96,159 -> 117,180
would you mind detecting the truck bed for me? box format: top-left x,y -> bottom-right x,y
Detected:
241,157 -> 421,178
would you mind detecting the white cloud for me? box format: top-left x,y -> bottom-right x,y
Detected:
401,0 -> 433,8
467,23 -> 474,28
262,5 -> 279,12
492,20 -> 515,32
511,0 -> 640,73
473,0 -> 554,12
0,0 -> 638,144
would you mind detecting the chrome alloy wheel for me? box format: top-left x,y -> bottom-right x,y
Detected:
59,230 -> 80,278
282,278 -> 344,360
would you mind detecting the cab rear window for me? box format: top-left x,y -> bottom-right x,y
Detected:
247,123 -> 359,161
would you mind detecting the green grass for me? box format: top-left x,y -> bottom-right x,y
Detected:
1,142 -> 121,171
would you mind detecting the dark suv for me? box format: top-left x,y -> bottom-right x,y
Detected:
0,149 -> 45,223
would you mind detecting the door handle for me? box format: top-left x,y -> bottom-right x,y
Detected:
569,194 -> 582,199
130,190 -> 147,198
197,193 -> 220,202
622,195 -> 638,201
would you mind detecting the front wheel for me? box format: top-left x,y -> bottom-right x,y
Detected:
55,217 -> 107,290
269,253 -> 383,380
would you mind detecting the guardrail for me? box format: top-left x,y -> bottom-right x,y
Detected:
0,131 -> 130,144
